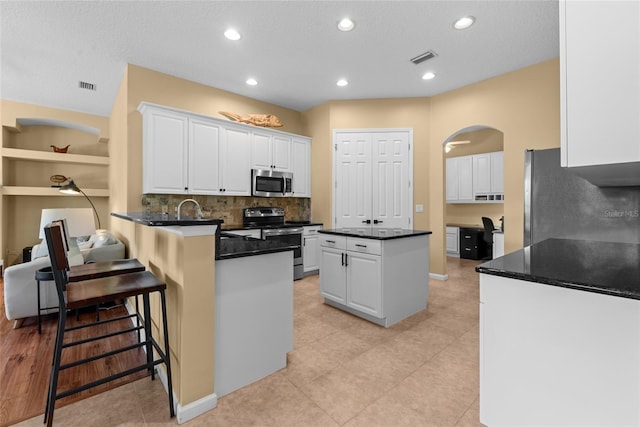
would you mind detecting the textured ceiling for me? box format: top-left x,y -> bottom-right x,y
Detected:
1,1 -> 559,117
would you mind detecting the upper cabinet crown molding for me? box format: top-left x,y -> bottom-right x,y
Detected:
560,0 -> 640,186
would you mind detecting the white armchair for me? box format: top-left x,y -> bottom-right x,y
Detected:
3,231 -> 125,326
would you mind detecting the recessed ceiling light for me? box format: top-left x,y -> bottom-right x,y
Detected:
337,18 -> 355,32
336,79 -> 348,87
246,78 -> 258,86
422,72 -> 436,80
453,16 -> 475,30
224,28 -> 241,41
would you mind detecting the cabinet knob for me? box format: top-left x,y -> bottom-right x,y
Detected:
184,187 -> 188,190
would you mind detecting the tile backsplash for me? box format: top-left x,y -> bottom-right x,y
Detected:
142,194 -> 311,226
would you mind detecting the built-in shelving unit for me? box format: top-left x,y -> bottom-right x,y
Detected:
1,147 -> 109,165
1,147 -> 109,197
1,186 -> 109,197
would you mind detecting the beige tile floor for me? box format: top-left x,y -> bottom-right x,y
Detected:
15,257 -> 483,427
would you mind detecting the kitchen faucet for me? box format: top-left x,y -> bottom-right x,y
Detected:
177,198 -> 203,220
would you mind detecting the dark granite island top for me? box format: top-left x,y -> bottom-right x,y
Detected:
318,228 -> 432,240
112,212 -> 223,226
476,238 -> 640,300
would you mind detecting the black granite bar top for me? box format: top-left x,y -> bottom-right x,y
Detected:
318,228 -> 432,240
216,234 -> 298,260
112,212 -> 224,226
476,238 -> 640,300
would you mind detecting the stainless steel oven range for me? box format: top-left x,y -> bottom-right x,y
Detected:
243,207 -> 303,280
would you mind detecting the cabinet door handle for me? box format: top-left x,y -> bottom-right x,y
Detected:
326,239 -> 336,244
362,219 -> 371,224
355,244 -> 367,248
341,252 -> 344,266
373,219 -> 383,224
344,253 -> 348,267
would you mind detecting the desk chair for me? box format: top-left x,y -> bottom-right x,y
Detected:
481,217 -> 495,260
43,222 -> 174,426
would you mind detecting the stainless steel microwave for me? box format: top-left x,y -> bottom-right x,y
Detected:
251,169 -> 293,197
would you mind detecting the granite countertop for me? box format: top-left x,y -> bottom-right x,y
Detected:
112,212 -> 224,226
476,238 -> 640,300
222,221 -> 323,231
447,223 -> 484,229
318,228 -> 432,240
216,233 -> 298,260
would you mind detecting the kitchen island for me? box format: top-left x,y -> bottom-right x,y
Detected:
111,213 -> 296,421
318,228 -> 431,327
213,232 -> 295,397
476,238 -> 640,426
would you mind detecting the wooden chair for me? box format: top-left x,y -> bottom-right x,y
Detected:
43,222 -> 175,426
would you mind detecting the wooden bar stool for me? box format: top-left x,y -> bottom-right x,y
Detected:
36,260 -> 145,334
43,222 -> 175,426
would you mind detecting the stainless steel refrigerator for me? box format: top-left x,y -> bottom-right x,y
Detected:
524,148 -> 640,246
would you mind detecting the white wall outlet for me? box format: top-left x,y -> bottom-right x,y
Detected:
415,204 -> 424,213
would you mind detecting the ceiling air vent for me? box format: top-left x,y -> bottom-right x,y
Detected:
78,81 -> 97,91
410,50 -> 437,65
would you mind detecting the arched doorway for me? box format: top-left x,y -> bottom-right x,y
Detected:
442,125 -> 505,262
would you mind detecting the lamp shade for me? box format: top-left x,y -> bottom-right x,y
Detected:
39,208 -> 96,239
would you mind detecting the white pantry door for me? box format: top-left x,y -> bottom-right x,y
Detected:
334,132 -> 372,228
334,130 -> 412,229
371,132 -> 410,229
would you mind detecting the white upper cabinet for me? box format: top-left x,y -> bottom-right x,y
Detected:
291,136 -> 311,197
141,106 -> 189,194
446,155 -> 473,203
490,151 -> 504,194
219,125 -> 252,196
447,152 -> 503,203
139,103 -> 310,196
473,153 -> 492,195
251,130 -> 292,171
188,117 -> 222,195
560,0 -> 640,186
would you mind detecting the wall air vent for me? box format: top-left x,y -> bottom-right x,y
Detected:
78,81 -> 97,91
410,50 -> 437,65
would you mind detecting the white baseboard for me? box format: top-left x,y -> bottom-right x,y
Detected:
124,299 -> 219,424
429,272 -> 449,281
176,393 -> 218,424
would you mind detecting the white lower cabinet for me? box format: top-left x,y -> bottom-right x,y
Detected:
319,240 -> 347,303
346,250 -> 382,318
319,233 -> 429,327
446,226 -> 459,256
302,225 -> 321,273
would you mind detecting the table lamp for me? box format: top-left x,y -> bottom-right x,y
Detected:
59,178 -> 101,229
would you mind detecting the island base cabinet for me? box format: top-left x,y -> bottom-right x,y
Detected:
320,247 -> 347,304
346,252 -> 382,317
214,251 -> 293,398
320,234 -> 429,327
480,274 -> 640,426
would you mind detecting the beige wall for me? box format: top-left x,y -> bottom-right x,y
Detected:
1,100 -> 110,264
430,58 -> 561,271
302,59 -> 560,276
